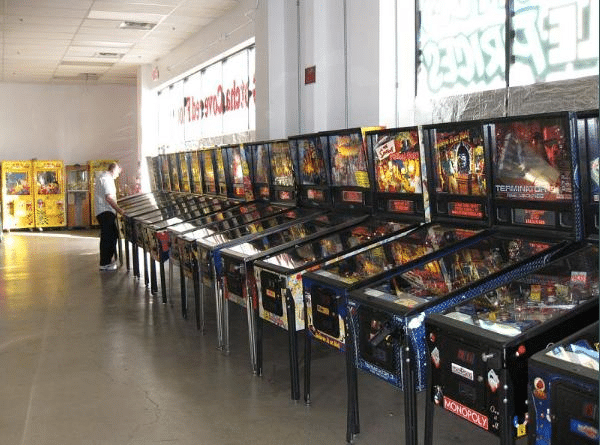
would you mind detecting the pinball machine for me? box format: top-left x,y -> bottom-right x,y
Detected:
344,112 -> 583,445
177,150 -> 192,194
118,152 -> 206,281
167,142 -> 293,321
212,129 -> 387,373
194,136 -> 344,346
420,110 -> 596,445
1,160 -> 35,230
298,123 -> 497,405
127,147 -> 243,295
236,127 -> 432,399
32,160 -> 66,229
423,111 -> 598,445
138,145 -> 250,299
66,164 -> 91,229
528,321 -> 598,445
167,152 -> 181,193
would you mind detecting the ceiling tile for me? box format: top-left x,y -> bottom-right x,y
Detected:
0,0 -> 242,84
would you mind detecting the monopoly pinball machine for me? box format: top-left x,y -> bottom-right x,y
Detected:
345,112 -> 583,445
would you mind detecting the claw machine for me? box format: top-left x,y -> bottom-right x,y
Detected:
423,110 -> 600,445
345,112 -> 583,445
32,160 -> 66,229
528,321 -> 598,444
66,164 -> 90,228
1,160 -> 35,230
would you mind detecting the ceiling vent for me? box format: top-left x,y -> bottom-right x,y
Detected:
119,21 -> 156,30
96,52 -> 124,59
52,73 -> 101,81
81,73 -> 100,81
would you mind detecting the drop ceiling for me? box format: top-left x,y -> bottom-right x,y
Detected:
0,0 -> 241,85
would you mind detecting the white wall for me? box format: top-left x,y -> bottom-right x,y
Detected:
274,0 -> 380,134
0,82 -> 138,189
139,0 -> 381,154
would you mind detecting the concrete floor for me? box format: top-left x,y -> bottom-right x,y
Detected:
0,230 -> 499,445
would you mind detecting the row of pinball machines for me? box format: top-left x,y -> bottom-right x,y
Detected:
0,159 -> 117,230
119,110 -> 598,445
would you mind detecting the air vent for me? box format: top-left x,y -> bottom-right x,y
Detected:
96,52 -> 124,59
119,21 -> 156,30
53,73 -> 100,81
81,73 -> 100,81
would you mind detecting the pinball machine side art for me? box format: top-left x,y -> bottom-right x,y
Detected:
89,159 -> 118,227
1,160 -> 35,229
33,160 -> 66,228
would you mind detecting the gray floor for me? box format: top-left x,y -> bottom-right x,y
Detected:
1,231 -> 498,445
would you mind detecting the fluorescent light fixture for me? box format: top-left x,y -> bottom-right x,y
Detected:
60,61 -> 114,67
87,10 -> 163,23
73,41 -> 134,49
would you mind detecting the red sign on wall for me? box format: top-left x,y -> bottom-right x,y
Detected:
305,66 -> 316,84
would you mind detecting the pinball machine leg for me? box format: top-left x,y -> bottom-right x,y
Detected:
143,249 -> 149,287
180,264 -> 187,319
212,260 -> 225,351
150,258 -> 158,294
303,294 -> 312,405
221,278 -> 230,354
117,231 -> 123,267
193,263 -> 203,331
198,261 -> 205,332
256,309 -> 263,376
285,289 -> 300,401
132,242 -> 140,278
402,344 -> 418,445
424,364 -> 435,445
345,317 -> 360,442
243,264 -> 258,374
160,260 -> 167,304
125,238 -> 130,272
168,259 -> 174,302
304,327 -> 312,406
